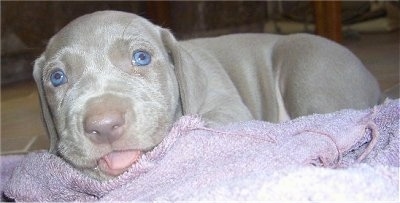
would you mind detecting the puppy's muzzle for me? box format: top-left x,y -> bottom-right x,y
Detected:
83,95 -> 132,145
84,110 -> 126,144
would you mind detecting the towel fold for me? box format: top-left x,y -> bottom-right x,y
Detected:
3,99 -> 399,201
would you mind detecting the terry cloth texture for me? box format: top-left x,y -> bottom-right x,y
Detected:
2,99 -> 399,201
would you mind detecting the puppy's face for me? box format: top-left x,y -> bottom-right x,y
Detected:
35,11 -> 181,180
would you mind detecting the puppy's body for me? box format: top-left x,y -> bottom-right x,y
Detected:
180,34 -> 380,123
34,11 -> 380,180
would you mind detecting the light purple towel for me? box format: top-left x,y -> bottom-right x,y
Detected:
2,99 -> 399,201
0,154 -> 24,201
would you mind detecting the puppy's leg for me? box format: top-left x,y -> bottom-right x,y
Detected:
273,34 -> 381,118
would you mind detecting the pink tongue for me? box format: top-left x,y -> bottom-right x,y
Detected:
98,150 -> 141,176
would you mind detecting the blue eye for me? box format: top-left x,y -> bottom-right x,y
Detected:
132,50 -> 151,66
50,69 -> 68,87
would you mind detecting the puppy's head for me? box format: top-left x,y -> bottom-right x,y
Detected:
33,11 -> 183,180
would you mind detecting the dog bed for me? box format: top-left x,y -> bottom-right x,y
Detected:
1,99 -> 398,201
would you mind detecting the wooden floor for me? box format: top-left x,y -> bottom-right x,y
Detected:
1,80 -> 48,154
1,31 -> 399,155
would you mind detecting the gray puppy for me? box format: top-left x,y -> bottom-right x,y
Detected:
33,11 -> 380,180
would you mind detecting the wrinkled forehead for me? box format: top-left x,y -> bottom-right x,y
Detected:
44,11 -> 160,58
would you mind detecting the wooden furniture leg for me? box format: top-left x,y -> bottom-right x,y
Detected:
313,1 -> 342,43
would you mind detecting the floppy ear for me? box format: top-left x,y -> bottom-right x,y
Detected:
161,29 -> 208,115
33,55 -> 58,154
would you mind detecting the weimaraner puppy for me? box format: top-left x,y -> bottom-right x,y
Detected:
33,10 -> 381,180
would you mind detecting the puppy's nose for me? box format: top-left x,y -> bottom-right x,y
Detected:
84,111 -> 126,144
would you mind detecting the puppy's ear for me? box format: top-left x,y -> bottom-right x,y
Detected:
161,29 -> 208,116
33,55 -> 58,154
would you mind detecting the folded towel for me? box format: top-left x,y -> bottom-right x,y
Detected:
0,154 -> 24,201
3,99 -> 399,201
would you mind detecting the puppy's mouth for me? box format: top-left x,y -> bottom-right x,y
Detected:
97,149 -> 142,176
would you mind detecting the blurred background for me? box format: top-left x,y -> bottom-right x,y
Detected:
1,1 -> 399,154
